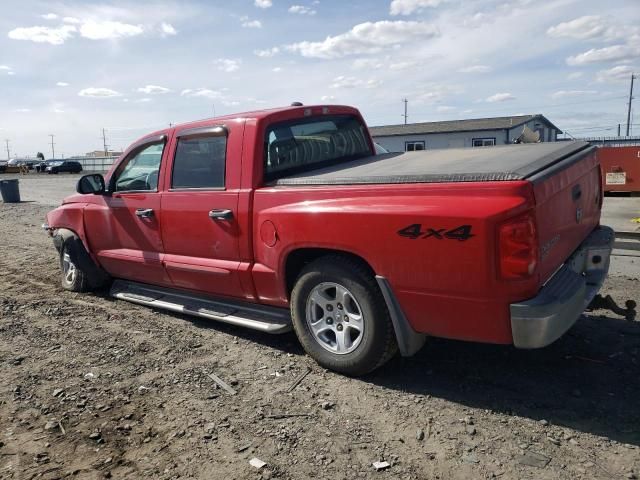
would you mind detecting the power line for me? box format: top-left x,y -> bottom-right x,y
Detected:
48,134 -> 55,159
626,73 -> 636,137
402,98 -> 408,125
102,128 -> 109,155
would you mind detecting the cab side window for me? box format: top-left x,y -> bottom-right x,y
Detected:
113,142 -> 165,192
171,135 -> 226,189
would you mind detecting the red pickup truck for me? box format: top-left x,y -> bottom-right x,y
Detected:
44,104 -> 613,375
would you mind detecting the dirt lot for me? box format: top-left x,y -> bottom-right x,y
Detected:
1,182 -> 639,480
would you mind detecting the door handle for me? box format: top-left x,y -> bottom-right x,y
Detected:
208,209 -> 233,220
135,208 -> 154,218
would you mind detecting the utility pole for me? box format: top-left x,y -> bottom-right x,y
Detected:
102,128 -> 109,156
618,123 -> 621,136
626,74 -> 636,137
402,98 -> 408,125
49,134 -> 55,159
4,139 -> 10,160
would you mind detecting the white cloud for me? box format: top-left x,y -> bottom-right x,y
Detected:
7,71 -> 15,76
352,58 -> 384,70
567,45 -> 640,66
550,90 -> 597,99
160,22 -> 177,36
254,47 -> 279,57
436,105 -> 455,112
321,95 -> 336,101
79,21 -> 144,40
181,88 -> 224,100
62,17 -> 81,24
272,67 -> 282,72
78,87 -> 121,98
330,76 -> 382,89
41,13 -> 58,20
0,65 -> 10,70
240,16 -> 262,28
255,0 -> 272,8
8,25 -> 76,45
56,81 -> 69,86
459,64 -> 492,73
547,15 -> 639,42
596,65 -> 637,83
137,85 -> 171,94
547,15 -> 609,40
286,20 -> 439,59
136,98 -> 152,103
389,0 -> 445,15
214,58 -> 241,72
486,92 -> 515,102
567,72 -> 584,80
289,5 -> 316,15
15,108 -> 31,112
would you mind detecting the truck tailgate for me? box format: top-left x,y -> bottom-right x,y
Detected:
531,145 -> 602,283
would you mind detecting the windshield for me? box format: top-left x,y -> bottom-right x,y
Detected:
264,114 -> 372,181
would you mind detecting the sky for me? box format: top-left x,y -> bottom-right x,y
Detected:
0,0 -> 639,158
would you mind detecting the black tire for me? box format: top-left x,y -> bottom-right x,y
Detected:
59,243 -> 90,292
291,255 -> 397,376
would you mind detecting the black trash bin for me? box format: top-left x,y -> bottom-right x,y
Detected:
0,179 -> 20,203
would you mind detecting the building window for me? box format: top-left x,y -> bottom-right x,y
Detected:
472,138 -> 496,147
405,141 -> 425,151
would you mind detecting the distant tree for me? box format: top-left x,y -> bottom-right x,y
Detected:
36,152 -> 45,160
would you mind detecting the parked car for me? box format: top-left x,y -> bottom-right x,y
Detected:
46,161 -> 83,174
35,161 -> 53,173
8,158 -> 35,169
43,104 -> 613,376
0,160 -> 7,173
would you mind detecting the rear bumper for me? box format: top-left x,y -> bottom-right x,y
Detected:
510,225 -> 614,349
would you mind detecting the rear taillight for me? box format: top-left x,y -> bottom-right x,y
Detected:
498,213 -> 538,279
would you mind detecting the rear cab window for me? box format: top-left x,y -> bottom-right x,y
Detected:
264,115 -> 372,182
171,133 -> 227,189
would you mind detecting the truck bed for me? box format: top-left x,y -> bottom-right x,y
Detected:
274,141 -> 593,185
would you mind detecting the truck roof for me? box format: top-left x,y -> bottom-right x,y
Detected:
273,141 -> 594,185
142,104 -> 361,139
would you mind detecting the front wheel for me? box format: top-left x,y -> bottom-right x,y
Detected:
291,256 -> 397,376
60,244 -> 90,292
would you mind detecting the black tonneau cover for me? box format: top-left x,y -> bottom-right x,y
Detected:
273,141 -> 593,186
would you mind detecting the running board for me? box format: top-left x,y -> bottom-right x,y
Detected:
110,280 -> 292,334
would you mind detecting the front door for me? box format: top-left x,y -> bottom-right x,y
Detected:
160,125 -> 245,299
84,137 -> 172,286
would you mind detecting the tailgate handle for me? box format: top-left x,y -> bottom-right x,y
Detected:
572,184 -> 582,201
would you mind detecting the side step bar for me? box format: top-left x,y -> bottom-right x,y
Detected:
110,280 -> 292,334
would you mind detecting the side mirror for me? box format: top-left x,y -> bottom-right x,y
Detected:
77,174 -> 105,195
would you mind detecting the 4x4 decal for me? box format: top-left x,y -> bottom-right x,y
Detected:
397,224 -> 474,241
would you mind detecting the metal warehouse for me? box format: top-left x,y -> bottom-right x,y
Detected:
370,114 -> 562,152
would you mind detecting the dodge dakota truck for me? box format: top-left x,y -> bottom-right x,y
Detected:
44,104 -> 614,375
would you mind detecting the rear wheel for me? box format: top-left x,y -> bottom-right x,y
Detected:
291,256 -> 397,376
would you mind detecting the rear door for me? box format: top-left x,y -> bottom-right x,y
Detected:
84,135 -> 172,286
160,124 -> 246,299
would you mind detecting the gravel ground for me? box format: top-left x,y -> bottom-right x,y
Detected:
0,193 -> 639,479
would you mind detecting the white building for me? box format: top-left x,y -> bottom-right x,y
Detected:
370,114 -> 562,152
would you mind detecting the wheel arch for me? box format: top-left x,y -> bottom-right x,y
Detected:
52,228 -> 110,289
284,247 -> 376,298
283,246 -> 426,358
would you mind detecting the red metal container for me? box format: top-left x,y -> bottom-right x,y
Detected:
598,146 -> 640,193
